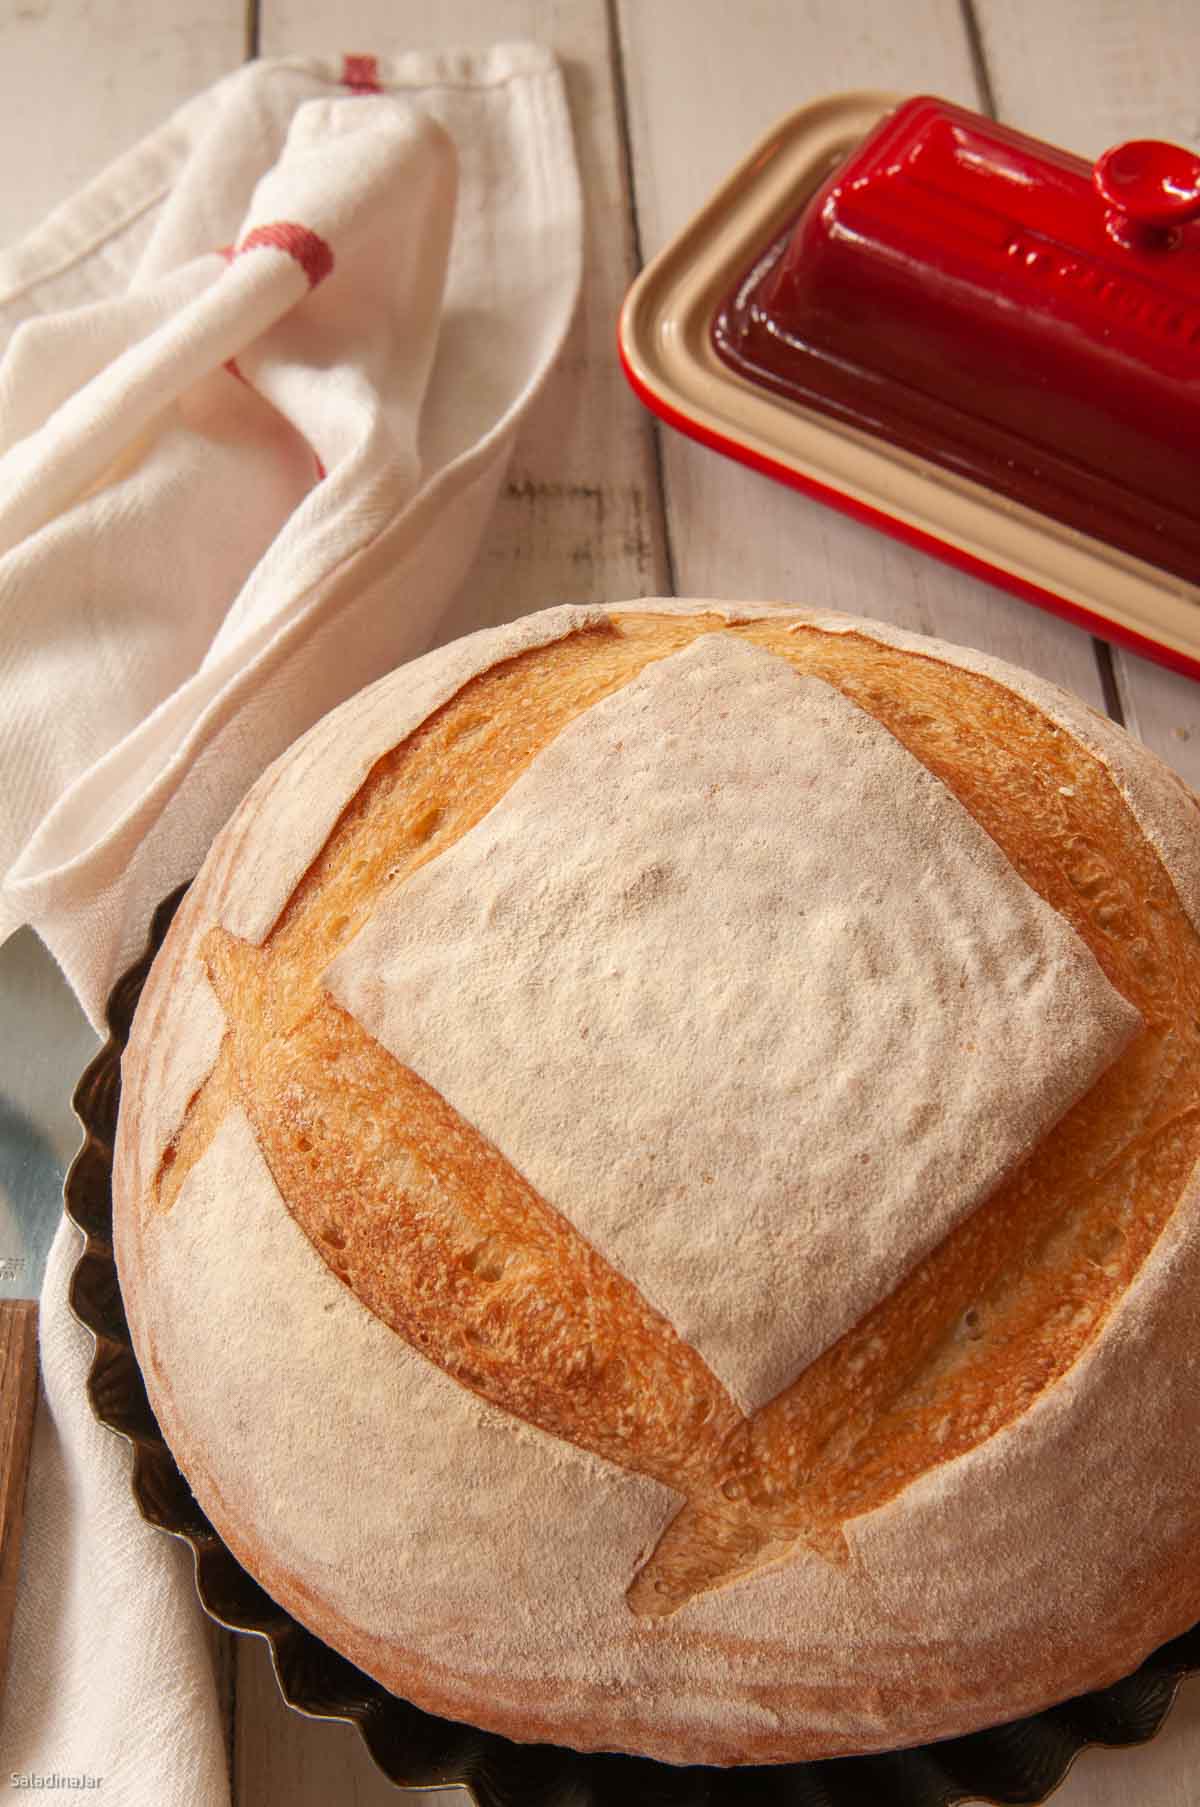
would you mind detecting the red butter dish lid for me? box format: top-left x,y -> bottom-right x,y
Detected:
619,93 -> 1200,680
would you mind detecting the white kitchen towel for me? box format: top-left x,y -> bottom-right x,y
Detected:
0,44 -> 581,1030
4,1229 -> 233,1807
0,44 -> 580,1806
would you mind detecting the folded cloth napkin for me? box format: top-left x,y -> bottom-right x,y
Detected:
0,45 -> 580,1804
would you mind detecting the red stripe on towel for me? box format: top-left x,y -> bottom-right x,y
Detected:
235,223 -> 334,290
342,53 -> 381,93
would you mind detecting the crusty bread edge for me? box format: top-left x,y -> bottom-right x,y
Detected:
111,600 -> 1200,1765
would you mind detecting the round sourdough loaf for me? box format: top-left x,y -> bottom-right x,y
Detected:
113,602 -> 1200,1765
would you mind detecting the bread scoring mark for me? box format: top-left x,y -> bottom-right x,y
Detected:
149,615 -> 719,1217
149,613 -> 1200,1619
202,926 -> 745,1497
156,1038 -> 237,1215
625,619 -> 1200,1617
332,637 -> 1139,1417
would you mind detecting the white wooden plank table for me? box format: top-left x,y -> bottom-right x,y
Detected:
1,1 -> 1197,1802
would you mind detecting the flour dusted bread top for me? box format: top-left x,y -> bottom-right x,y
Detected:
114,604 -> 1200,1765
328,634 -> 1137,1411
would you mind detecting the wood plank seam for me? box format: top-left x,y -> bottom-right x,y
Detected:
957,0 -> 999,120
605,0 -> 678,597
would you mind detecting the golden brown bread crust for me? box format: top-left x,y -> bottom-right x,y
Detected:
113,603 -> 1200,1762
202,934 -> 746,1498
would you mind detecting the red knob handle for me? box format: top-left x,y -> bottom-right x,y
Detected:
1094,139 -> 1200,248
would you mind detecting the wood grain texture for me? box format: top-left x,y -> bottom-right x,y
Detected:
0,0 -> 246,244
613,0 -> 1110,709
263,0 -> 670,637
970,0 -> 1200,788
0,1300 -> 38,1700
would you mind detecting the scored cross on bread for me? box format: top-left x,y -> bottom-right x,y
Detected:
146,613 -> 1200,1619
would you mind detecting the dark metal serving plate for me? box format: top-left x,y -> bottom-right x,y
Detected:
65,886 -> 1200,1806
